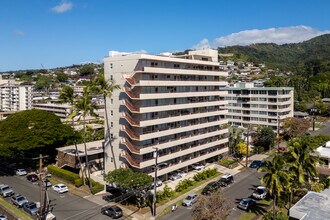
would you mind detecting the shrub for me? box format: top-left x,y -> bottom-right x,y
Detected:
193,168 -> 218,182
74,178 -> 83,187
156,184 -> 174,202
175,178 -> 195,192
89,179 -> 104,194
47,165 -> 80,184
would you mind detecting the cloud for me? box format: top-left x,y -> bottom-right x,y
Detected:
51,1 -> 73,13
13,30 -> 26,36
193,26 -> 330,49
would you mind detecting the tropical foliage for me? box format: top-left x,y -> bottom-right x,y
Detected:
281,117 -> 310,139
253,126 -> 276,151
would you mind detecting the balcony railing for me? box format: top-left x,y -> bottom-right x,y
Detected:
123,113 -> 140,127
122,138 -> 140,154
122,126 -> 140,140
122,99 -> 139,113
124,88 -> 139,99
121,150 -> 140,168
125,76 -> 137,87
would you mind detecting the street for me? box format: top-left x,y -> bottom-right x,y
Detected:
0,173 -> 109,220
160,168 -> 264,220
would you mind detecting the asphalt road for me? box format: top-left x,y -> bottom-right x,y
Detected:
312,121 -> 330,136
0,173 -> 109,220
160,168 -> 264,220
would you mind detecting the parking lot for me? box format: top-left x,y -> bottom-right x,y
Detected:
0,169 -> 111,220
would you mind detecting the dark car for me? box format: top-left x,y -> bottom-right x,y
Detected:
23,202 -> 39,215
218,173 -> 234,187
101,205 -> 123,219
202,182 -> 220,195
26,174 -> 39,182
249,160 -> 266,168
238,198 -> 256,211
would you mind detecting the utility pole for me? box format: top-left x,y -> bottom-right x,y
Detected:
152,147 -> 158,217
277,114 -> 280,150
246,125 -> 250,167
33,154 -> 49,220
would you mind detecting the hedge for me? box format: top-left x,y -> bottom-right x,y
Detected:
90,179 -> 104,194
47,165 -> 80,184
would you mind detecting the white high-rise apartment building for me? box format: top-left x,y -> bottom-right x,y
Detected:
223,82 -> 294,131
104,49 -> 229,179
0,76 -> 32,112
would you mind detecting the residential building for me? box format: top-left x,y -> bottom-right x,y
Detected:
0,76 -> 32,111
223,82 -> 294,131
103,49 -> 229,179
32,103 -> 71,118
289,189 -> 330,220
315,141 -> 330,175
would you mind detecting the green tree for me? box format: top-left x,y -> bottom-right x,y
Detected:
35,75 -> 53,91
192,190 -> 232,220
59,86 -> 85,184
56,72 -> 69,82
0,109 -> 74,159
79,64 -> 95,76
71,86 -> 97,189
228,128 -> 243,158
253,126 -> 275,151
258,156 -> 290,218
104,168 -> 153,208
92,75 -> 120,170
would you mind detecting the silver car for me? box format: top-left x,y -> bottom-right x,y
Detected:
11,194 -> 28,207
169,172 -> 182,181
182,194 -> 198,206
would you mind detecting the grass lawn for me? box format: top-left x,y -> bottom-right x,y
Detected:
0,197 -> 33,220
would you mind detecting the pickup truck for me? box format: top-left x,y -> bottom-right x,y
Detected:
0,184 -> 14,197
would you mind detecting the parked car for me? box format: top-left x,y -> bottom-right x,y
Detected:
151,179 -> 163,187
16,169 -> 27,176
101,205 -> 123,219
169,172 -> 182,181
23,202 -> 39,215
249,160 -> 266,168
152,163 -> 168,171
191,163 -> 205,171
218,173 -> 234,187
202,182 -> 220,195
177,170 -> 187,177
11,194 -> 28,207
0,184 -> 14,197
238,198 -> 256,211
52,184 -> 68,193
182,194 -> 198,206
252,186 -> 269,200
40,179 -> 52,187
26,174 -> 39,182
0,214 -> 7,220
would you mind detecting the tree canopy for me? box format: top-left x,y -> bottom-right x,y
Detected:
253,126 -> 275,151
282,117 -> 310,140
0,109 -> 75,158
79,64 -> 95,76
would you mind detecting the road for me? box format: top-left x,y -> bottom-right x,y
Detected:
160,168 -> 264,220
0,173 -> 109,220
312,121 -> 330,136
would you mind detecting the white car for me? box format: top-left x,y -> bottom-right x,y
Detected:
169,172 -> 182,181
177,170 -> 187,177
0,214 -> 7,220
191,163 -> 205,170
16,169 -> 27,176
52,184 -> 68,193
151,179 -> 163,187
252,186 -> 269,200
182,194 -> 198,206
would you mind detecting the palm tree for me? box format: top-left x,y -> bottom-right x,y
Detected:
92,75 -> 120,171
59,86 -> 85,185
71,86 -> 97,189
258,156 -> 290,218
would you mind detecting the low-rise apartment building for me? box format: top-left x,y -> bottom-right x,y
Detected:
103,49 -> 229,180
223,82 -> 294,131
0,76 -> 32,112
32,103 -> 71,118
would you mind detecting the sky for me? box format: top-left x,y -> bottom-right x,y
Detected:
1,0 -> 330,71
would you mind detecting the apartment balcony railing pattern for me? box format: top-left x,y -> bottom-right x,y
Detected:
122,99 -> 139,113
122,126 -> 139,141
125,76 -> 137,87
121,150 -> 140,168
121,138 -> 140,154
123,113 -> 139,127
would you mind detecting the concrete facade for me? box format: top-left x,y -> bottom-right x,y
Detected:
103,49 -> 229,180
223,82 -> 294,131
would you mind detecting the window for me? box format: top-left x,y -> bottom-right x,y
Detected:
110,133 -> 114,139
111,110 -> 113,116
111,99 -> 113,104
110,63 -> 113,69
110,75 -> 113,80
110,122 -> 113,128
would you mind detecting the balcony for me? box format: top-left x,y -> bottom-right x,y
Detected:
121,138 -> 140,154
122,99 -> 139,113
122,126 -> 139,140
125,76 -> 137,87
123,113 -> 140,127
124,88 -> 139,99
121,150 -> 140,168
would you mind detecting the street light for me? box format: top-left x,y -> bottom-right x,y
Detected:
152,147 -> 159,217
